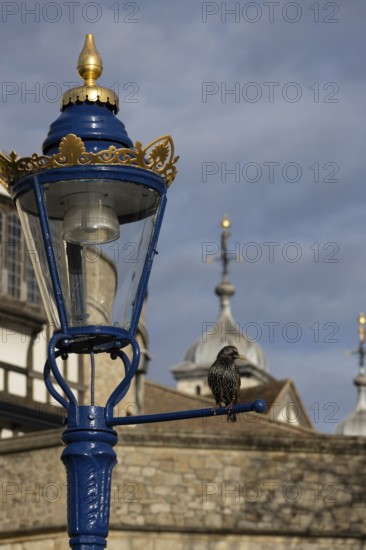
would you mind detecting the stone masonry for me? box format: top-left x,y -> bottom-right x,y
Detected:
0,427 -> 365,549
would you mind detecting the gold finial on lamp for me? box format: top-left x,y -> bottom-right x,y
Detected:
62,34 -> 119,112
77,34 -> 103,87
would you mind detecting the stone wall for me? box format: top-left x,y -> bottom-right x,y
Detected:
0,533 -> 365,550
0,429 -> 365,549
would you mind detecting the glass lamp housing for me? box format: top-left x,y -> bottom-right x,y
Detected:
15,166 -> 165,339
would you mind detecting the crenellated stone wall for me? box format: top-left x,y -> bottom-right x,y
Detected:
0,429 -> 365,549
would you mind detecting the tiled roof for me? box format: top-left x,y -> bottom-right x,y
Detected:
140,380 -> 316,438
238,379 -> 289,406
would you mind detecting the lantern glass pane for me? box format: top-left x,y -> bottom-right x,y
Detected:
17,179 -> 160,332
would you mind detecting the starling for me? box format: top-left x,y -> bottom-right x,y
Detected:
207,345 -> 242,422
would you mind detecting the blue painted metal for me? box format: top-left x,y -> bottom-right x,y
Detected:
44,332 -> 78,409
44,352 -> 72,411
61,406 -> 118,549
112,399 -> 267,426
105,343 -> 141,423
11,164 -> 167,202
43,102 -> 133,155
128,193 -> 167,336
33,177 -> 69,332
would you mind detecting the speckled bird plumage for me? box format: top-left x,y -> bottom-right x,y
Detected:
207,345 -> 241,422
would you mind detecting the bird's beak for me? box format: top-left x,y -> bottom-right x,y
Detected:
238,355 -> 247,361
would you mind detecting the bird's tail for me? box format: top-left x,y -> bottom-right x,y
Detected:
227,412 -> 237,422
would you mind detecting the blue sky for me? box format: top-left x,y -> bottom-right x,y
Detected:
1,0 -> 365,433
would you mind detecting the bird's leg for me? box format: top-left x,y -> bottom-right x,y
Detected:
212,403 -> 221,415
226,402 -> 238,422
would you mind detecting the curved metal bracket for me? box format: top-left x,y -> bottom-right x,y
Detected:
105,338 -> 140,425
44,332 -> 78,410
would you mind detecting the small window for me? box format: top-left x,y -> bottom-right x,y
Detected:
26,255 -> 40,305
7,213 -> 22,299
196,385 -> 201,396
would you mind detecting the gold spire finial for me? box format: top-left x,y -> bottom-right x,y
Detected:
359,312 -> 366,344
221,214 -> 231,229
62,34 -> 118,112
215,214 -> 235,304
220,214 -> 231,279
77,34 -> 103,87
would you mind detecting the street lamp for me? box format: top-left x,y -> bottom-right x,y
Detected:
0,35 -> 265,549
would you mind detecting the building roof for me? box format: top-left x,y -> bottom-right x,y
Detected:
238,378 -> 313,429
141,380 -> 316,437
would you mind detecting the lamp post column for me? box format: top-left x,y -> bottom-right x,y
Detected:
61,406 -> 117,550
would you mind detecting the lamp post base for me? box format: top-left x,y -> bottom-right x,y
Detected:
61,406 -> 118,550
69,536 -> 107,550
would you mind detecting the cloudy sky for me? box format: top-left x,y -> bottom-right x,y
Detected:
0,0 -> 365,433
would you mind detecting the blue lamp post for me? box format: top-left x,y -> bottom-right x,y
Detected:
0,35 -> 265,549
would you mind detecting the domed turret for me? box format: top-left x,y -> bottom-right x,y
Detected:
337,313 -> 366,436
171,216 -> 271,397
